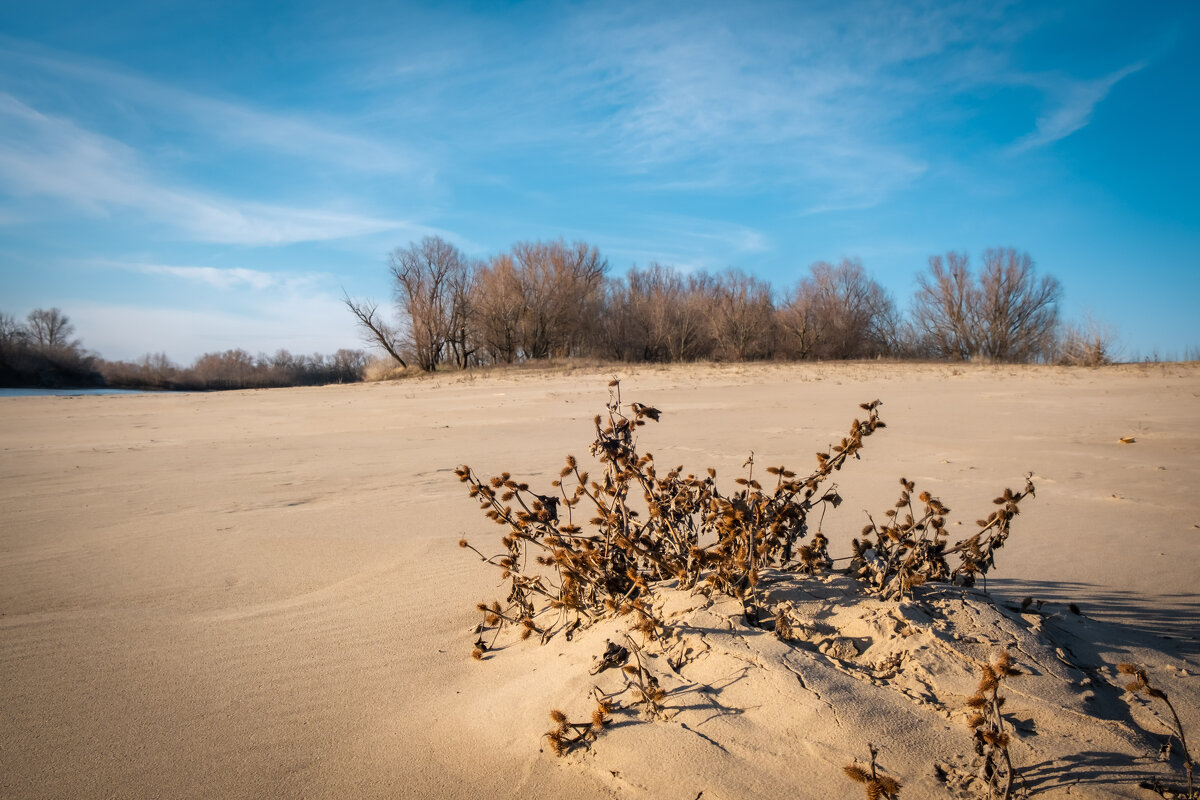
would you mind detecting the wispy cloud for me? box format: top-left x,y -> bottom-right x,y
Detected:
553,2 -> 990,210
1009,63 -> 1146,152
546,2 -> 1140,209
0,39 -> 419,176
650,215 -> 770,255
0,93 -> 408,244
538,214 -> 772,276
121,263 -> 295,291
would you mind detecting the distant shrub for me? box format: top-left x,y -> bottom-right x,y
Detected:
1055,318 -> 1117,367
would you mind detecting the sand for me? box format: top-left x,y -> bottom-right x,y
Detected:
1,361 -> 1197,799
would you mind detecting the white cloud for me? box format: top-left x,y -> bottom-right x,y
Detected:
649,216 -> 770,255
0,42 -> 418,175
123,263 -> 288,291
0,93 -> 408,244
553,2 -> 969,210
1010,63 -> 1146,152
546,2 -> 1141,209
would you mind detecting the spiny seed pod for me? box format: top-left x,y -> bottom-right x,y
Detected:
995,655 -> 1022,677
844,765 -> 870,783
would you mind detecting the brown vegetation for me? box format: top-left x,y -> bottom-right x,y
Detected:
844,744 -> 902,799
351,237 -> 1090,372
456,383 -> 1039,767
2,307 -> 369,391
966,650 -> 1024,800
1120,663 -> 1195,797
98,348 -> 367,390
0,308 -> 102,388
912,248 -> 1061,363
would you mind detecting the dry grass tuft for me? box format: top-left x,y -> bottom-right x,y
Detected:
362,357 -> 415,382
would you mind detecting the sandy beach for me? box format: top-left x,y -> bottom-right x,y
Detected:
2,361 -> 1198,799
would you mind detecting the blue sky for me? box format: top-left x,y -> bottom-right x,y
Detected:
1,0 -> 1197,362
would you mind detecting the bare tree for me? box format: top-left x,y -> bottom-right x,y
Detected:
976,248 -> 1061,362
330,348 -> 368,382
708,269 -> 775,361
510,240 -> 607,359
139,352 -> 178,384
640,264 -> 714,362
389,236 -> 475,371
26,308 -> 77,351
911,251 -> 974,359
776,287 -> 818,360
444,259 -> 480,368
671,273 -> 718,361
600,265 -> 722,363
0,312 -> 28,356
596,273 -> 643,362
783,259 -> 897,359
343,293 -> 408,368
192,349 -> 256,389
472,254 -> 526,364
601,264 -> 693,362
912,249 -> 1060,363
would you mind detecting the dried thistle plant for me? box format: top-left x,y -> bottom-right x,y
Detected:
951,479 -> 1037,591
609,634 -> 669,720
851,478 -> 952,600
843,743 -> 902,799
850,475 -> 1036,600
456,382 -> 886,660
773,608 -> 795,642
456,382 -> 1039,760
544,690 -> 614,757
966,651 -> 1023,800
1119,663 -> 1195,797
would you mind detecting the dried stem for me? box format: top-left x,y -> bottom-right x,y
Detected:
1119,663 -> 1195,796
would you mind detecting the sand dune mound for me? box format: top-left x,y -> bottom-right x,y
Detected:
448,375 -> 1198,799
465,572 -> 1193,798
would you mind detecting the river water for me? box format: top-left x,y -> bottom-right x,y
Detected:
0,388 -> 153,398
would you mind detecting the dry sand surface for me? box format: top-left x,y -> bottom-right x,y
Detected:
2,361 -> 1198,799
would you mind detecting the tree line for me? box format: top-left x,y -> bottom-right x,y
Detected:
0,308 -> 368,390
0,308 -> 104,388
2,237 -> 1112,390
347,237 -> 1111,370
98,348 -> 368,390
